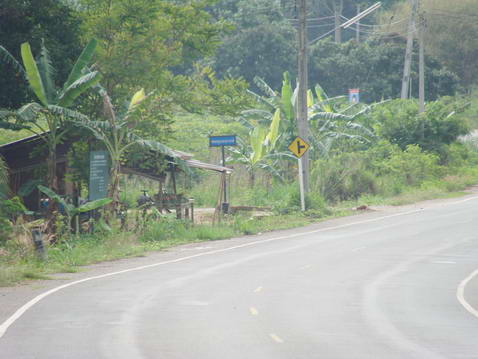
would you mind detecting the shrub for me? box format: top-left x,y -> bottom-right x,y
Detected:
373,99 -> 469,153
311,152 -> 378,202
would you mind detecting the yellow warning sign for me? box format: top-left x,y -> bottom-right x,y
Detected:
288,136 -> 310,158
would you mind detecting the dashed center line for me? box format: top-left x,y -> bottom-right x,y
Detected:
269,333 -> 284,343
249,307 -> 259,316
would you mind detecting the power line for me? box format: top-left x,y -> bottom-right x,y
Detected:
428,8 -> 478,18
343,25 -> 417,38
287,15 -> 336,21
340,15 -> 409,28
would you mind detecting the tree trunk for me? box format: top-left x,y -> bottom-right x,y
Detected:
45,144 -> 58,234
249,170 -> 255,188
108,161 -> 121,215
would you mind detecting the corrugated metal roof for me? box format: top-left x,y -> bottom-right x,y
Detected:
185,159 -> 233,174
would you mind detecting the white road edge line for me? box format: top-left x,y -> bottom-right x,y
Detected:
457,268 -> 478,319
1,194 -> 478,339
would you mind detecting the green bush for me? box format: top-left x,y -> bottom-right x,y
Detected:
384,145 -> 443,186
311,152 -> 378,202
373,99 -> 469,153
0,197 -> 27,244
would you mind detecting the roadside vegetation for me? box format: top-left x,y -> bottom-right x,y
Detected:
1,0 -> 478,286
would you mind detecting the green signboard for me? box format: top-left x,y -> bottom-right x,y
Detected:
89,151 -> 109,201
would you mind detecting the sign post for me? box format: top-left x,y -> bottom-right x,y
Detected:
209,135 -> 236,214
288,136 -> 310,211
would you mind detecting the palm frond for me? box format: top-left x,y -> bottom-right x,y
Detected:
309,112 -> 353,122
17,102 -> 44,122
63,39 -> 97,91
281,72 -> 294,121
240,109 -> 272,120
21,42 -> 48,106
246,90 -> 276,111
344,122 -> 376,138
253,76 -> 276,98
58,71 -> 102,107
0,45 -> 26,78
38,41 -> 57,103
47,105 -> 89,121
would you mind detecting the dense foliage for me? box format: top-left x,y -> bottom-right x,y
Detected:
310,38 -> 458,103
0,0 -> 82,109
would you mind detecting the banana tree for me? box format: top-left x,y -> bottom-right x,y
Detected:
73,87 -> 182,213
230,107 -> 294,187
308,86 -> 387,158
0,40 -> 101,195
245,72 -> 380,157
38,185 -> 112,236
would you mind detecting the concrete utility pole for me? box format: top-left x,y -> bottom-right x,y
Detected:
356,4 -> 361,42
418,8 -> 425,113
334,0 -> 343,43
297,0 -> 310,194
401,0 -> 418,99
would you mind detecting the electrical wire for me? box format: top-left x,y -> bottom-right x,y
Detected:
340,15 -> 409,28
428,8 -> 478,19
287,15 -> 336,21
343,25 -> 418,39
428,11 -> 478,20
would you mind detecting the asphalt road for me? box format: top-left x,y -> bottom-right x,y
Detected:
1,196 -> 478,358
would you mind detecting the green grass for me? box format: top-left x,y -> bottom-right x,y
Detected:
0,209 -> 343,287
2,160 -> 478,287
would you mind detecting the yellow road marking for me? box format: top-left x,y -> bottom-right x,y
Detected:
250,307 -> 259,316
254,286 -> 263,293
269,333 -> 284,343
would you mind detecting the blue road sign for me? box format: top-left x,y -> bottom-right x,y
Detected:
349,89 -> 360,104
209,135 -> 237,147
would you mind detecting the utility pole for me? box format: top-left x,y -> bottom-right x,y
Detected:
356,4 -> 361,42
401,0 -> 418,99
334,0 -> 343,43
418,7 -> 425,113
297,0 -> 310,195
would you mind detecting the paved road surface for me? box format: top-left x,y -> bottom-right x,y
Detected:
1,197 -> 478,358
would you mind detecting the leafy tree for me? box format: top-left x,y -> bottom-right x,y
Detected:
378,0 -> 478,91
372,99 -> 470,154
78,0 -> 226,101
214,23 -> 297,92
210,0 -> 297,91
0,40 -> 101,199
0,0 -> 82,109
310,38 -> 458,103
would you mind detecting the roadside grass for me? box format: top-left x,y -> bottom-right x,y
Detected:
1,165 -> 478,287
0,213 -> 325,287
